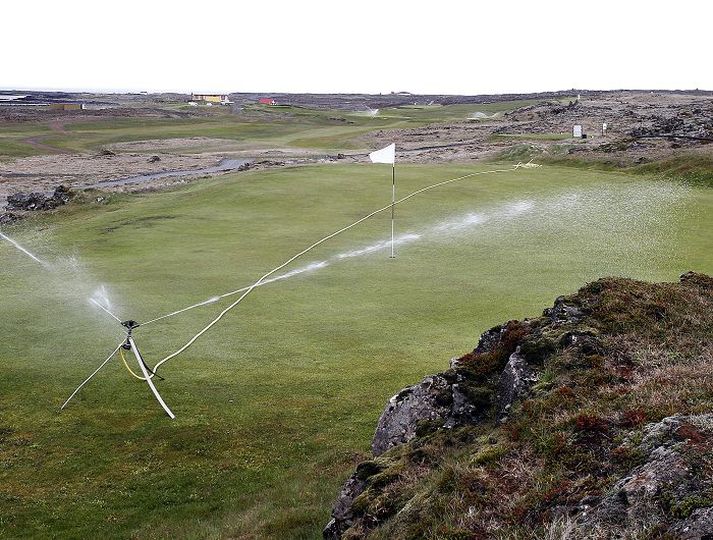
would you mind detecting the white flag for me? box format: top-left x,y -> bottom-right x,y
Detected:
369,143 -> 396,165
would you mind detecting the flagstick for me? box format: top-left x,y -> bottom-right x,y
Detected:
390,163 -> 396,259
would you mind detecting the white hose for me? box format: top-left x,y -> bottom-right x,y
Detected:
128,336 -> 175,419
150,163 -> 532,372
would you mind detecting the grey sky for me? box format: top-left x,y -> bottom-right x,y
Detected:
3,0 -> 710,94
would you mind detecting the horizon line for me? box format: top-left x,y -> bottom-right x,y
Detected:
2,86 -> 712,97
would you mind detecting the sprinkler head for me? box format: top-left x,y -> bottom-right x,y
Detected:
121,320 -> 139,330
121,320 -> 139,349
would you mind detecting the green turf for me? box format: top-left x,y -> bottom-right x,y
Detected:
1,162 -> 711,538
0,98 -> 570,158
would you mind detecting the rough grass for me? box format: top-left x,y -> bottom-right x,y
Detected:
338,274 -> 713,538
1,163 -> 712,538
490,133 -> 571,142
535,149 -> 713,189
0,98 -> 552,158
631,153 -> 713,188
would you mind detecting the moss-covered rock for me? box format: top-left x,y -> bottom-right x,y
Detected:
325,273 -> 713,539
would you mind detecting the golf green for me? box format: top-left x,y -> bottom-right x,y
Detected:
1,162 -> 711,538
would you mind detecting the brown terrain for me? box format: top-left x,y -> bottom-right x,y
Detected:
2,89 -> 712,215
363,91 -> 713,164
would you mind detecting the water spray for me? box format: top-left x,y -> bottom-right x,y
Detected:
0,231 -> 48,266
46,162 -> 540,418
0,226 -> 180,417
147,162 -> 539,377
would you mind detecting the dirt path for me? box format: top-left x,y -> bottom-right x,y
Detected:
20,135 -> 67,154
48,118 -> 70,135
19,118 -> 73,154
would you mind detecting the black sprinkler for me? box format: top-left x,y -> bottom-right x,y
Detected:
120,320 -> 163,380
121,320 -> 140,349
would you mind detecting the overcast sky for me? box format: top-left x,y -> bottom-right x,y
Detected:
3,0 -> 711,95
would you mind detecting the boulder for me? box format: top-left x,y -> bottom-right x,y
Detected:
0,212 -> 20,225
6,185 -> 73,212
571,414 -> 713,535
496,349 -> 538,422
371,375 -> 451,456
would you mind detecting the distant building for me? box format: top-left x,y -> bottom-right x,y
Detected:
49,103 -> 85,111
191,93 -> 231,105
259,98 -> 276,105
572,124 -> 583,138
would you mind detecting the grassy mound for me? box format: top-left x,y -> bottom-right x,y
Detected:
330,273 -> 713,539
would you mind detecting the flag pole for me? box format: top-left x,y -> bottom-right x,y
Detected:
368,143 -> 396,258
390,163 -> 395,258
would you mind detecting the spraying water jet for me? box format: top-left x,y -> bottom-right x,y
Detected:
52,163 -> 540,418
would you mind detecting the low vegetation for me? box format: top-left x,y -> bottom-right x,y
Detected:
332,273 -> 713,538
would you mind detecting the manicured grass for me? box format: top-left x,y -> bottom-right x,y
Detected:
1,162 -> 711,538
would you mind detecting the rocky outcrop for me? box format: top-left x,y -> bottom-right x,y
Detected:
325,317 -> 541,538
323,470 -> 370,540
569,414 -> 713,537
370,369 -> 490,456
324,273 -> 713,539
630,113 -> 713,141
496,349 -> 538,422
371,375 -> 451,456
543,294 -> 584,323
0,212 -> 20,225
5,185 -> 73,212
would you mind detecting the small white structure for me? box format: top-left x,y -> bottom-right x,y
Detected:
573,125 -> 583,138
365,107 -> 379,117
188,101 -> 198,107
602,122 -> 608,136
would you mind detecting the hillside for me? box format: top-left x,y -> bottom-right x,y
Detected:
325,273 -> 713,539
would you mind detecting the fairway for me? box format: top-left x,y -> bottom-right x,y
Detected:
1,162 -> 712,538
0,97 -> 575,158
